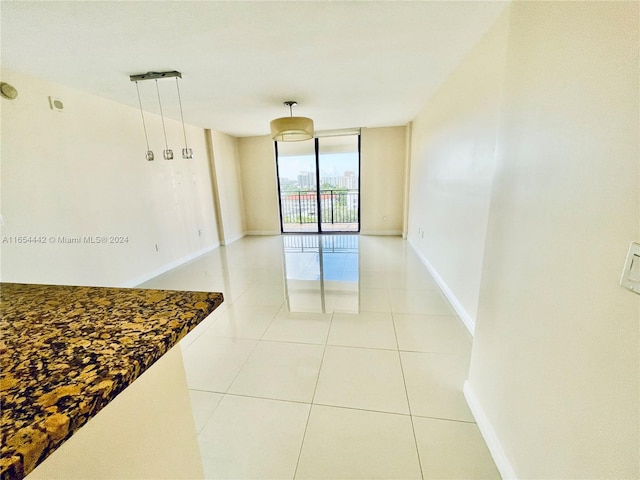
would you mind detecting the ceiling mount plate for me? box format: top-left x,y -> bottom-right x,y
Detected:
129,71 -> 182,82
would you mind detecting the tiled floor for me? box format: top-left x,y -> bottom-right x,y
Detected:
140,235 -> 499,480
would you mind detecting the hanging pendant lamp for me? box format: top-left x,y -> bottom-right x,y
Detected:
130,70 -> 193,161
134,80 -> 154,161
270,101 -> 314,142
154,79 -> 173,160
175,77 -> 193,159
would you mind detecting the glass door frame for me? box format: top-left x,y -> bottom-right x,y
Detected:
275,135 -> 361,234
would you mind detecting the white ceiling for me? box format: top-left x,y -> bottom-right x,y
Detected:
1,1 -> 507,137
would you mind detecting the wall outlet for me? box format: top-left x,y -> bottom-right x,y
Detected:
155,243 -> 159,252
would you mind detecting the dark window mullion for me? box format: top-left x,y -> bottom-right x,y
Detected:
315,137 -> 322,233
357,134 -> 361,233
274,141 -> 285,233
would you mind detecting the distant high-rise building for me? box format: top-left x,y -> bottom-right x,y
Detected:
297,171 -> 316,189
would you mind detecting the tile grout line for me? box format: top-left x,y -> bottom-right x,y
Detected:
216,302 -> 282,397
191,333 -> 264,441
391,311 -> 425,480
292,310 -> 336,479
192,299 -> 283,446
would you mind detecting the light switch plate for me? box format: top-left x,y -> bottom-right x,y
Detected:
620,242 -> 640,294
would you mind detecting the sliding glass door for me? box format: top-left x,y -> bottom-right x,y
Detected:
276,139 -> 319,233
276,134 -> 360,234
318,134 -> 359,232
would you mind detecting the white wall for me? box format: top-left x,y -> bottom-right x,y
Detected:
407,10 -> 509,331
208,130 -> 246,244
29,347 -> 203,479
468,2 -> 639,477
361,127 -> 406,235
237,135 -> 280,235
408,2 -> 639,477
0,69 -> 219,287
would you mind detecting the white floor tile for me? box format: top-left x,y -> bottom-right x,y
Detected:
328,290 -> 360,313
401,351 -> 474,421
359,271 -> 389,289
357,287 -> 392,312
394,313 -> 472,355
234,283 -> 287,308
228,341 -> 324,403
188,390 -> 223,433
262,311 -> 332,344
199,395 -> 310,479
314,346 -> 409,414
296,405 -> 422,480
414,416 -> 500,479
385,268 -> 440,290
142,234 -> 497,479
182,335 -> 258,392
328,312 -> 397,350
287,290 -> 335,314
388,288 -> 455,315
202,304 -> 280,340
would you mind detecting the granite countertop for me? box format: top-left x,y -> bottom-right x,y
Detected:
0,282 -> 223,480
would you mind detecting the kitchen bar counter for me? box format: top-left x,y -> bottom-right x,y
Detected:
0,283 -> 223,480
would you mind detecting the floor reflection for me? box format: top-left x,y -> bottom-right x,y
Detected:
282,235 -> 359,314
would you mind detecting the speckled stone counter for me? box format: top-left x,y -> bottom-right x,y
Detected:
0,283 -> 223,480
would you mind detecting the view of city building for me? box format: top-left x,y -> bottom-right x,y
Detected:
276,137 -> 360,233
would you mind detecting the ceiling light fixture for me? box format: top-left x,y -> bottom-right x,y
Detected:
175,77 -> 193,159
130,70 -> 193,161
154,79 -> 173,160
270,101 -> 314,142
134,81 -> 154,161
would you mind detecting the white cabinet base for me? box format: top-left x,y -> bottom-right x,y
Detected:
28,347 -> 203,479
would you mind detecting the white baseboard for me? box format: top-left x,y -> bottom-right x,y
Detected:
123,243 -> 220,288
407,239 -> 475,335
464,382 -> 517,480
245,230 -> 280,236
359,230 -> 403,236
221,232 -> 246,246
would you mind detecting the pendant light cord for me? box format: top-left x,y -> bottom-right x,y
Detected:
175,77 -> 189,148
135,81 -> 151,151
155,79 -> 169,150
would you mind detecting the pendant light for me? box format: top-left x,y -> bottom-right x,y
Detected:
175,77 -> 193,159
130,71 -> 193,161
134,81 -> 154,161
270,101 -> 314,142
154,79 -> 173,160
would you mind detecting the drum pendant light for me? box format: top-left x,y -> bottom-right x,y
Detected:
270,101 -> 314,142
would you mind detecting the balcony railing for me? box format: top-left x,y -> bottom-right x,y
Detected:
280,189 -> 359,226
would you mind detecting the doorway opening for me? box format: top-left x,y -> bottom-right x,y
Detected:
275,134 -> 360,233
